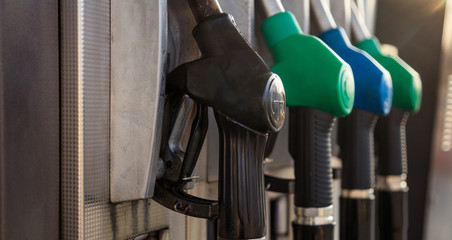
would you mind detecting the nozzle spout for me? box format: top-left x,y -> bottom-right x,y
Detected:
351,1 -> 372,42
310,0 -> 337,32
256,0 -> 285,19
187,0 -> 223,23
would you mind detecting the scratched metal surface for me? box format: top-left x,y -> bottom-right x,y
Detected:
110,0 -> 167,203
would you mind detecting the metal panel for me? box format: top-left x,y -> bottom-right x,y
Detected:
110,0 -> 166,203
0,1 -> 59,239
61,1 -> 171,239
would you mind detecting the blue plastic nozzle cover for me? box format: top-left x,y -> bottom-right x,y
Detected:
319,28 -> 393,116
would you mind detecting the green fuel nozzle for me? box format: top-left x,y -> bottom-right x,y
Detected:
351,2 -> 422,113
258,1 -> 353,239
260,10 -> 355,117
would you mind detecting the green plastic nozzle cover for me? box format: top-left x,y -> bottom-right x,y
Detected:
261,11 -> 355,117
355,37 -> 422,112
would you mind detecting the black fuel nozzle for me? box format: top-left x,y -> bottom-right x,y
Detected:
159,2 -> 286,240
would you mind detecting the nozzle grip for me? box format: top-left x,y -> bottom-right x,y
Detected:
376,109 -> 409,176
339,109 -> 378,189
292,222 -> 334,240
216,112 -> 267,240
289,107 -> 334,208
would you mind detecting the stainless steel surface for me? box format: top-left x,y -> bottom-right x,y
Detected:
341,188 -> 375,199
330,0 -> 351,35
294,205 -> 334,226
310,0 -> 337,32
0,1 -> 59,238
377,174 -> 408,192
168,96 -> 197,161
256,0 -> 285,19
61,1 -> 172,239
110,0 -> 167,203
351,1 -> 371,42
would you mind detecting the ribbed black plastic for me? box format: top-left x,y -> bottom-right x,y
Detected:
216,113 -> 267,239
265,132 -> 279,158
289,107 -> 335,208
375,109 -> 409,176
339,109 -> 378,189
340,197 -> 375,240
377,191 -> 408,240
292,222 -> 334,240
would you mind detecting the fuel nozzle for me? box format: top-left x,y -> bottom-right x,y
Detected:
350,2 -> 422,239
257,0 -> 355,239
351,2 -> 422,113
258,0 -> 354,116
311,0 -> 392,116
161,1 -> 286,240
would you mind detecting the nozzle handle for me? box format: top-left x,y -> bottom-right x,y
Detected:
339,109 -> 378,190
289,107 -> 334,208
216,112 -> 268,240
375,109 -> 409,176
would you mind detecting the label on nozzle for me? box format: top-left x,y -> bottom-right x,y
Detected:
264,74 -> 286,132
